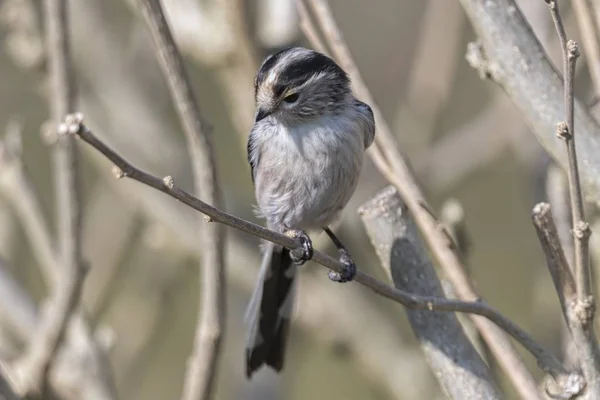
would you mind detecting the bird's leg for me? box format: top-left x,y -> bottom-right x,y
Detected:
285,228 -> 313,265
323,227 -> 357,283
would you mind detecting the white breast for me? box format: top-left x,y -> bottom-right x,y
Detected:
254,113 -> 366,231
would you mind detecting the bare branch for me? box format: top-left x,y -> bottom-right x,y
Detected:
459,0 -> 600,211
548,1 -> 592,307
0,124 -> 117,400
545,165 -> 579,368
11,0 -> 85,394
532,203 -> 576,315
546,0 -> 600,395
134,1 -> 226,399
300,0 -> 541,397
66,115 -> 572,383
360,186 -> 502,399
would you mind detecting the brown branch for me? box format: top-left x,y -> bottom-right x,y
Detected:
65,115 -> 574,384
546,0 -> 600,395
134,1 -> 226,399
299,0 -> 542,397
360,186 -> 502,399
12,0 -> 85,394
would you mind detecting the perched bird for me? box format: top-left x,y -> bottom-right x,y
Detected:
245,46 -> 375,378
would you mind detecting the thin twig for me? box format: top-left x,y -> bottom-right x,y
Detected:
547,0 -> 600,395
548,0 -> 593,309
532,203 -> 577,316
545,164 -> 580,369
13,0 -> 85,395
300,0 -> 542,397
66,115 -> 573,383
134,1 -> 226,399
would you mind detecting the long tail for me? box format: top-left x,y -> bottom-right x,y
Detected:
245,241 -> 296,378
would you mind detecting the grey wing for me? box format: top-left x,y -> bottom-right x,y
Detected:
355,100 -> 376,149
247,127 -> 260,184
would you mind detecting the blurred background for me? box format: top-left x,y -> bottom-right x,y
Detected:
0,0 -> 598,399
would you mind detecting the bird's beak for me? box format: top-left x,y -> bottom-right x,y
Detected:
255,107 -> 272,123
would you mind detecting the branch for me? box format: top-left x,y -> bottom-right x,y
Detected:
134,1 -> 225,399
12,0 -> 85,394
548,0 -> 591,309
359,186 -> 501,399
532,203 -> 576,318
0,124 -> 118,400
546,0 -> 600,395
66,115 -> 574,385
545,164 -> 579,368
459,0 -> 600,211
299,0 -> 541,397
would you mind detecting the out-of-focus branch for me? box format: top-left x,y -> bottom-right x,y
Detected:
134,1 -> 226,399
360,186 -> 501,399
256,0 -> 298,49
67,115 -> 573,384
392,1 -> 464,154
11,0 -> 85,394
460,0 -> 600,205
124,0 -> 258,138
300,1 -> 542,397
572,0 -> 600,98
547,1 -> 600,395
0,126 -> 117,400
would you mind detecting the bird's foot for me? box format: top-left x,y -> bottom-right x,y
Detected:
287,229 -> 313,265
328,248 -> 357,283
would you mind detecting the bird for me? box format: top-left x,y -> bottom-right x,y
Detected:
244,46 -> 375,379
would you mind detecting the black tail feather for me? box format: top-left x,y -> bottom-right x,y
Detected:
246,245 -> 295,378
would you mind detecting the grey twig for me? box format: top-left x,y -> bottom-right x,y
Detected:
12,0 -> 85,395
532,203 -> 576,316
134,1 -> 226,399
548,0 -> 592,308
66,115 -> 572,383
300,0 -> 541,397
360,186 -> 502,400
545,165 -> 579,368
546,0 -> 600,395
531,202 -> 600,399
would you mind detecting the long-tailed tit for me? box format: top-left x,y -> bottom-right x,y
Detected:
245,47 -> 375,378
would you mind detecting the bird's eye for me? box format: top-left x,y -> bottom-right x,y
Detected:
283,93 -> 299,103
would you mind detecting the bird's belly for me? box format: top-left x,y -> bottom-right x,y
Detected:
257,148 -> 363,231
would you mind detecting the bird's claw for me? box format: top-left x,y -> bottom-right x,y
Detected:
328,248 -> 356,283
288,229 -> 313,265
